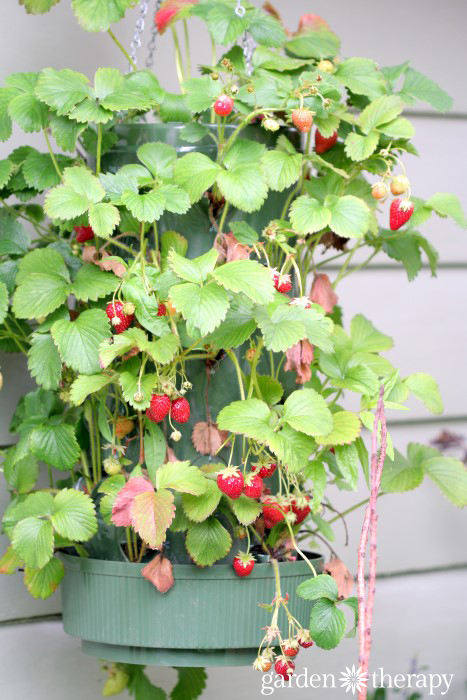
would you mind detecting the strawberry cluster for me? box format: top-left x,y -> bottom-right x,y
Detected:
146,394 -> 191,424
371,172 -> 414,230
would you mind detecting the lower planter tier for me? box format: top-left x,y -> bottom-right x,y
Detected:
61,552 -> 324,667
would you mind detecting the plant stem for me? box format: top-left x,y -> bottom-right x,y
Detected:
92,398 -> 102,482
284,519 -> 317,577
171,27 -> 185,88
225,348 -> 245,401
126,527 -> 135,562
210,37 -> 217,123
247,338 -> 264,400
138,411 -> 145,465
1,319 -> 28,354
80,451 -> 93,494
218,201 -> 229,233
96,123 -> 103,175
43,128 -> 62,180
183,20 -> 191,77
107,29 -> 136,71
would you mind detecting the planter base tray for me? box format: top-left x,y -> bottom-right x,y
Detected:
82,640 -> 256,667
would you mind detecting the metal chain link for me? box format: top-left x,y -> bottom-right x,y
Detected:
235,0 -> 253,76
146,0 -> 163,69
129,0 -> 150,71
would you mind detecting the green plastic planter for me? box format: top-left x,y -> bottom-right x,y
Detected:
61,552 -> 324,667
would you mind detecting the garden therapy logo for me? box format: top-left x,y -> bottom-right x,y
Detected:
260,667 -> 454,696
339,665 -> 368,694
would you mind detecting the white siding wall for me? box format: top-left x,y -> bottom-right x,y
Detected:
0,1 -> 466,697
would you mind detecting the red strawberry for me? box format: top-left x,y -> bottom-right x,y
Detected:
271,269 -> 292,294
297,629 -> 314,648
291,495 -> 311,525
253,462 -> 277,479
389,198 -> 414,231
146,394 -> 171,423
170,397 -> 190,423
315,130 -> 338,154
74,225 -> 94,243
217,467 -> 244,500
157,303 -> 167,317
233,553 -> 255,577
274,657 -> 295,679
105,301 -> 134,334
214,94 -> 234,117
243,473 -> 263,500
283,639 -> 300,658
262,497 -> 289,528
291,108 -> 314,133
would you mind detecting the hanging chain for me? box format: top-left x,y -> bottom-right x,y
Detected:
235,0 -> 253,76
128,0 -> 150,71
146,0 -> 163,69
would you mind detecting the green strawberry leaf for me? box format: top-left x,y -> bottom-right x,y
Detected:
27,333 -> 62,390
155,461 -> 207,496
24,557 -> 64,599
51,308 -> 110,375
283,388 -> 333,437
51,489 -> 97,541
30,423 -> 80,470
12,516 -> 54,569
182,480 -> 222,523
169,282 -> 229,335
185,517 -> 232,567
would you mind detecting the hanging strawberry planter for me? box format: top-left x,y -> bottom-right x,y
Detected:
61,553 -> 324,666
1,0 -> 466,697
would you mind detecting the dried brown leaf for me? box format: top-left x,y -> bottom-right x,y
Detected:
81,246 -> 126,278
214,232 -> 251,263
192,421 -> 229,456
284,339 -> 314,384
141,554 -> 174,594
310,274 -> 339,314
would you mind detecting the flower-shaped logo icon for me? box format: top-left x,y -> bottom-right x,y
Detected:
339,665 -> 368,694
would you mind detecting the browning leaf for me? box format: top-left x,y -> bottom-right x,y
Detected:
284,339 -> 314,384
310,273 -> 339,314
192,421 -> 229,456
324,556 -> 354,599
141,553 -> 174,593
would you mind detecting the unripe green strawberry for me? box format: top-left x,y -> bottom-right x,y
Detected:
103,457 -> 122,476
102,667 -> 129,696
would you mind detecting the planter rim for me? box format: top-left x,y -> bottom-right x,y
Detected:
61,551 -> 323,580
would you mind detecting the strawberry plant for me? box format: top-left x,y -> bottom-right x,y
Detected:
1,0 -> 467,696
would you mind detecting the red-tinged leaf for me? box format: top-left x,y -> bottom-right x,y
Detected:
0,546 -> 23,574
111,476 -> 154,527
324,556 -> 354,599
155,0 -> 197,33
310,273 -> 338,314
284,339 -> 314,384
192,421 -> 229,456
141,553 -> 174,593
130,488 -> 175,549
